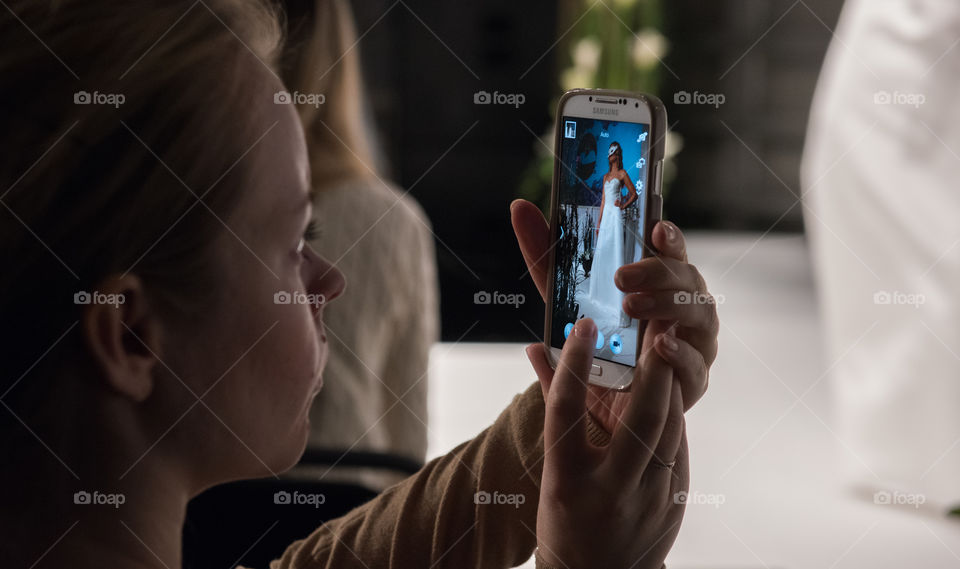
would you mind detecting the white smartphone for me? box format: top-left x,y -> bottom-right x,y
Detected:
543,89 -> 666,390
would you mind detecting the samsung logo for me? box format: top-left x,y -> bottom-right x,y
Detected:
593,106 -> 619,116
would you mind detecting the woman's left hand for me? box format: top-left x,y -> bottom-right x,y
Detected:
511,199 -> 717,429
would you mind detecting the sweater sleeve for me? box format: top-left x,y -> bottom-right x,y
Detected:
270,381 -> 547,569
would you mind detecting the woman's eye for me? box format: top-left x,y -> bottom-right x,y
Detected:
297,220 -> 320,255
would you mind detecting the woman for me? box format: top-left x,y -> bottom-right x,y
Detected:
0,1 -> 719,568
588,141 -> 638,320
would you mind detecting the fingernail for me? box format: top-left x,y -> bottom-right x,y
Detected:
574,318 -> 597,338
662,221 -> 678,242
661,334 -> 679,352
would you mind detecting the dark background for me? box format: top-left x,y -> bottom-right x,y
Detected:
348,0 -> 844,341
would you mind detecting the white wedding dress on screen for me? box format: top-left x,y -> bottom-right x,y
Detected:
587,176 -> 624,317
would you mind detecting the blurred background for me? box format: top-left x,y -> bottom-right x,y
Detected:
350,0 -> 840,341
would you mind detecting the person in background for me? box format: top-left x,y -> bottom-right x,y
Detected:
279,0 -> 439,490
802,0 -> 960,511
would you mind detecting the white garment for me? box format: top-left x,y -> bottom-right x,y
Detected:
802,0 -> 960,507
588,176 -> 625,318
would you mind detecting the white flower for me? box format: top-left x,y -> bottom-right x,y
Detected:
631,28 -> 670,69
571,37 -> 602,72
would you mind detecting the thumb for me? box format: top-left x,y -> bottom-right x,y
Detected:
544,318 -> 597,468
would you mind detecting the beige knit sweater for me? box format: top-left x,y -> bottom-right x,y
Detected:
254,381 -> 610,569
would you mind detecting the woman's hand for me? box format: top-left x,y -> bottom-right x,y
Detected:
510,198 -> 712,567
617,220 -> 718,411
532,317 -> 686,569
510,199 -> 716,425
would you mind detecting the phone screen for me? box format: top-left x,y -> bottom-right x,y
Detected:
551,115 -> 651,366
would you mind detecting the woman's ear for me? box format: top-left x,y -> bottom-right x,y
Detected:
80,274 -> 162,402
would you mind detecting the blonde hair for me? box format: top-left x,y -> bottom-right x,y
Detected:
281,0 -> 382,191
0,0 -> 282,432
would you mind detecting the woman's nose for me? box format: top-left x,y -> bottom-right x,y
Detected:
305,249 -> 346,307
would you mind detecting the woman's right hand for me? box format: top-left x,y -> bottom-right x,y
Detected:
534,318 -> 686,569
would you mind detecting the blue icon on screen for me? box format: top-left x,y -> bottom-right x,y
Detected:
609,334 -> 623,354
595,331 -> 604,350
564,322 -> 574,339
564,121 -> 576,139
637,131 -> 648,143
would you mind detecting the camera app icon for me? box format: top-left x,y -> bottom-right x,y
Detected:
274,491 -> 292,505
473,90 -> 490,104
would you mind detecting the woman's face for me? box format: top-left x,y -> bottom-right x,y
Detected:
156,69 -> 345,486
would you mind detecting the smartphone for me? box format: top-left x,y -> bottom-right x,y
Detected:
543,89 -> 666,390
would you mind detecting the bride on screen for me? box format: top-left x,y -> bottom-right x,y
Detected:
588,141 -> 638,322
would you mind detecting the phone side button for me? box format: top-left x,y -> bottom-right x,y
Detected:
591,364 -> 603,376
